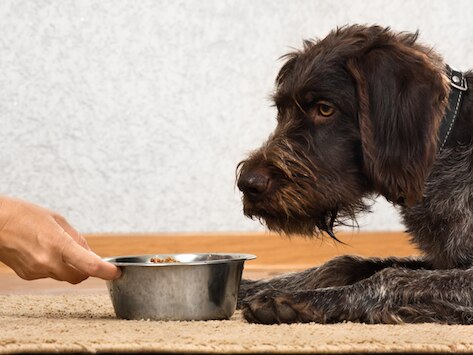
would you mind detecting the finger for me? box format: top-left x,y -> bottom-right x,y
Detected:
61,237 -> 121,280
9,246 -> 89,284
53,214 -> 91,251
49,264 -> 89,285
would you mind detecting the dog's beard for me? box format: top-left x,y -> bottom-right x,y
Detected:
242,194 -> 369,241
240,172 -> 369,240
238,137 -> 370,240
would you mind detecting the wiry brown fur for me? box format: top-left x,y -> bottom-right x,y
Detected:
236,25 -> 473,324
237,123 -> 368,236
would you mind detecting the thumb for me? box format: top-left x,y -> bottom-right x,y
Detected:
61,237 -> 121,280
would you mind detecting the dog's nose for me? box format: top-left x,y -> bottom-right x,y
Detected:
238,169 -> 271,199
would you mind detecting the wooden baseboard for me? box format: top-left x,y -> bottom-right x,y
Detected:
0,232 -> 419,273
84,231 -> 418,269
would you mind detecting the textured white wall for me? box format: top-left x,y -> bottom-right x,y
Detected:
1,0 -> 472,233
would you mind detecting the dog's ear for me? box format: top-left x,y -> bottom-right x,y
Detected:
347,35 -> 449,205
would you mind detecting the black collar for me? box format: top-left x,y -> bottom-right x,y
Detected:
438,65 -> 468,152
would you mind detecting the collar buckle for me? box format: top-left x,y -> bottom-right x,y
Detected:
448,66 -> 468,91
451,78 -> 468,91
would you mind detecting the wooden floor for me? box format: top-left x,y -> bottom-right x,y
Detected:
0,231 -> 418,294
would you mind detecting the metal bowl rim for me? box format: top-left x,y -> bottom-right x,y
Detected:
103,253 -> 256,266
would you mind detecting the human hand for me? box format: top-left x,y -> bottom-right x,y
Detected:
0,196 -> 121,284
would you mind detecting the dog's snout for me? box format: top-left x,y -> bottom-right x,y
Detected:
238,169 -> 271,199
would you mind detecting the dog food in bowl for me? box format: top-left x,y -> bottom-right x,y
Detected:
149,256 -> 180,263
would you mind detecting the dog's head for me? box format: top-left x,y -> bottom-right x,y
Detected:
237,25 -> 450,237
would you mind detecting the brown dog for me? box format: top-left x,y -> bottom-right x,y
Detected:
237,25 -> 473,324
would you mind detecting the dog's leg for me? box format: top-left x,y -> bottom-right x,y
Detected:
242,267 -> 473,324
238,255 -> 427,308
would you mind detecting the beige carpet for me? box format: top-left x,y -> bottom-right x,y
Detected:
0,294 -> 472,353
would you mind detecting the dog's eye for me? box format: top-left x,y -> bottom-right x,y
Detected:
317,103 -> 335,117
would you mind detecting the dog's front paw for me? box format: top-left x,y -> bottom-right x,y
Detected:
242,289 -> 320,324
237,279 -> 261,309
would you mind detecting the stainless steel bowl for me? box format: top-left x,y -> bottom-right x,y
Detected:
103,253 -> 256,321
